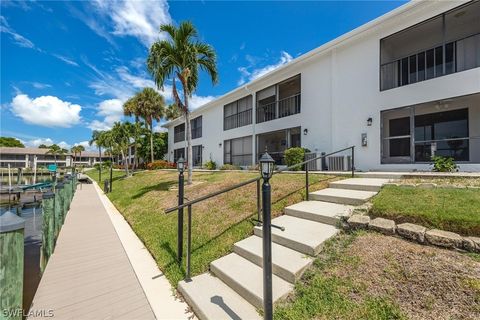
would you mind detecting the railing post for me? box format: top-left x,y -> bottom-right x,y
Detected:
256,179 -> 261,225
305,165 -> 309,201
186,205 -> 192,280
177,170 -> 184,263
351,146 -> 355,177
262,177 -> 273,320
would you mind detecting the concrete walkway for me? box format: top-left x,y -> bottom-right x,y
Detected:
28,184 -> 157,319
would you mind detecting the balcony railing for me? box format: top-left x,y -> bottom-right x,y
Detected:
191,127 -> 202,139
224,109 -> 252,130
381,33 -> 480,91
174,132 -> 185,143
256,93 -> 301,124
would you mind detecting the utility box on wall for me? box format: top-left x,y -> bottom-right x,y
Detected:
361,133 -> 368,147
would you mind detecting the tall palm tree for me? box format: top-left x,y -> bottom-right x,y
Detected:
90,130 -> 103,181
46,144 -> 66,166
70,145 -> 85,167
111,122 -> 133,177
124,88 -> 165,164
148,21 -> 218,184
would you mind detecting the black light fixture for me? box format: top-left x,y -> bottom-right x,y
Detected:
367,117 -> 373,126
303,128 -> 308,135
177,157 -> 185,173
259,151 -> 275,180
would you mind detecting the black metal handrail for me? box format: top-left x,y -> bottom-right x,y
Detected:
164,145 -> 355,280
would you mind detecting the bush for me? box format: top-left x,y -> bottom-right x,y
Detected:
431,156 -> 458,172
284,147 -> 305,171
220,164 -> 241,170
146,160 -> 176,170
204,160 -> 217,170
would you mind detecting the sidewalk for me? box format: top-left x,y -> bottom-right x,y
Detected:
28,183 -> 189,319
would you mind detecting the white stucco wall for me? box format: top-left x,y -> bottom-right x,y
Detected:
166,0 -> 480,172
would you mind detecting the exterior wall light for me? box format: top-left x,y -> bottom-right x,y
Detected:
303,128 -> 308,135
367,117 -> 373,126
177,157 -> 185,173
259,152 -> 275,180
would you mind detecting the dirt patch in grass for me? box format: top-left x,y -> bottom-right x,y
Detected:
399,177 -> 480,187
332,233 -> 480,320
275,232 -> 480,320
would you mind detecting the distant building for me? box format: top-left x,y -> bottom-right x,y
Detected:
0,147 -> 110,169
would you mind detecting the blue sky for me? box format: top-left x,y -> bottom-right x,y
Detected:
1,0 -> 405,150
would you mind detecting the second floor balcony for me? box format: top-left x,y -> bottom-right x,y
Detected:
256,93 -> 301,124
380,1 -> 479,91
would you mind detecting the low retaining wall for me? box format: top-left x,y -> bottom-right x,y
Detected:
344,214 -> 480,253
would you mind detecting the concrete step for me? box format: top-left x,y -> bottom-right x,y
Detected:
309,188 -> 377,205
178,273 -> 261,320
285,201 -> 353,226
254,215 -> 338,256
210,253 -> 293,310
329,178 -> 390,192
233,235 -> 313,283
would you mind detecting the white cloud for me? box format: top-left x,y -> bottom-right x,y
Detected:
10,94 -> 82,128
190,95 -> 216,110
0,16 -> 35,49
58,141 -> 71,149
238,51 -> 293,85
30,82 -> 51,89
88,98 -> 124,130
74,140 -> 97,152
91,0 -> 172,47
27,138 -> 54,147
53,54 -> 79,66
153,123 -> 167,133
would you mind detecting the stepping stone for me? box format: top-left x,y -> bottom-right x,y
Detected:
329,178 -> 391,192
285,201 -> 353,226
254,215 -> 338,256
234,235 -> 313,283
309,188 -> 377,205
210,253 -> 293,310
178,273 -> 261,320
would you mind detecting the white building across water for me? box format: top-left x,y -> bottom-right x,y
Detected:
164,0 -> 480,172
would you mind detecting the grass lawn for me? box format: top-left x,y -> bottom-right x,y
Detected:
371,185 -> 480,236
275,231 -> 480,320
86,169 -> 335,285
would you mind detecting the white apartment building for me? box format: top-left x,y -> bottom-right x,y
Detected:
164,1 -> 480,172
0,147 -> 110,169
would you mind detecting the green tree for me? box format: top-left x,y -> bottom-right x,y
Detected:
166,103 -> 182,120
0,137 -> 25,147
138,132 -> 168,162
38,144 -> 49,149
148,21 -> 218,184
46,144 -> 67,165
123,88 -> 165,164
111,122 -> 133,177
70,145 -> 85,166
89,130 -> 104,181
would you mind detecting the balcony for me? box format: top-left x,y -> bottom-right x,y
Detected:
174,131 -> 185,143
256,93 -> 301,124
380,1 -> 480,91
224,109 -> 252,130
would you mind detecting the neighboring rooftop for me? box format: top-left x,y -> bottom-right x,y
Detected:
0,147 -> 107,157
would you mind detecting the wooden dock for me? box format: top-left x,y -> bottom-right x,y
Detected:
28,184 -> 155,319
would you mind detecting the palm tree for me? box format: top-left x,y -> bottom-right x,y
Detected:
90,130 -> 103,182
111,122 -> 132,177
70,145 -> 85,167
46,144 -> 66,166
148,21 -> 218,184
124,88 -> 165,164
166,103 -> 182,120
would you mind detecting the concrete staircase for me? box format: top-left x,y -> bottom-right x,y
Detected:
178,177 -> 390,320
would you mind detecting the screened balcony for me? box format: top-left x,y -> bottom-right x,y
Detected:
256,75 -> 301,123
380,1 -> 480,91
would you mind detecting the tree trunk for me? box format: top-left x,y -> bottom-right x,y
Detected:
121,149 -> 129,177
150,121 -> 154,164
98,147 -> 102,182
185,98 -> 193,185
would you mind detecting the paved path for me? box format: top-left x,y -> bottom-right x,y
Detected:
28,184 -> 155,320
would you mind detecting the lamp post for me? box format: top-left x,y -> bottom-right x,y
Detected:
177,157 -> 185,263
259,151 -> 275,320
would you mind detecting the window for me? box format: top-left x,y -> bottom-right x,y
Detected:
414,108 -> 469,161
174,124 -> 185,143
224,96 -> 252,130
224,136 -> 252,166
191,116 -> 202,139
389,117 -> 411,157
192,145 -> 202,167
174,148 -> 185,162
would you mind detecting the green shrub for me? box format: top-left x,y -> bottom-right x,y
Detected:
146,160 -> 176,170
431,156 -> 458,172
284,147 -> 305,171
204,160 -> 217,170
220,164 -> 241,170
